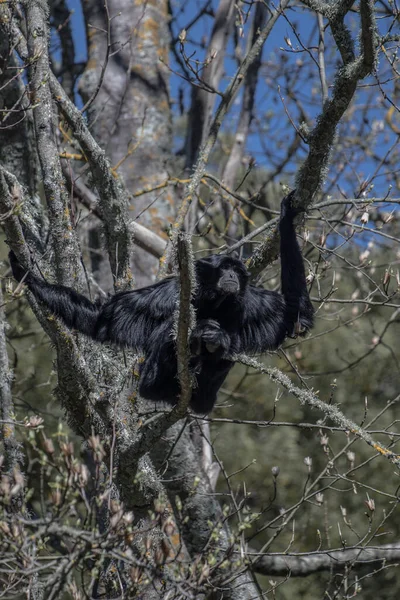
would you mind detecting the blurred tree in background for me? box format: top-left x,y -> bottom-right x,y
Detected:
0,0 -> 400,598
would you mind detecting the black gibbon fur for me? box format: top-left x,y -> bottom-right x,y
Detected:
9,192 -> 313,413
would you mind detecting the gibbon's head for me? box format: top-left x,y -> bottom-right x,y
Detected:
195,254 -> 249,303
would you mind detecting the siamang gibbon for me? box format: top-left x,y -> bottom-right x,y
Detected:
9,191 -> 313,413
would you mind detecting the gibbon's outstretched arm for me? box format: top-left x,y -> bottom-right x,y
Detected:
239,191 -> 314,354
8,251 -> 177,353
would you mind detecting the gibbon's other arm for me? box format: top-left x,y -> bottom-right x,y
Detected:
239,191 -> 314,354
8,251 -> 177,352
279,190 -> 314,335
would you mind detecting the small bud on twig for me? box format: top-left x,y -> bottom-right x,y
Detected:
271,466 -> 280,478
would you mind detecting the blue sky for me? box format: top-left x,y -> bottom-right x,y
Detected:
61,0 -> 398,200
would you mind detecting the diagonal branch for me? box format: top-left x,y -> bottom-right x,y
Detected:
0,10 -> 164,268
62,167 -> 167,259
248,0 -> 378,276
0,2 -> 131,291
0,167 -> 106,448
49,75 -> 133,291
235,355 -> 400,470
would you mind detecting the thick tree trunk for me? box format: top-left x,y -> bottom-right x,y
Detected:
79,0 -> 175,287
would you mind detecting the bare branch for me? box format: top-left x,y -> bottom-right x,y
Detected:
174,234 -> 196,415
50,75 -> 133,291
252,543 -> 400,576
222,1 -> 268,240
317,13 -> 329,103
25,0 -> 81,286
62,168 -> 167,259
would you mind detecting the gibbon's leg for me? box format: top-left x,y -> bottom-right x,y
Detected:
190,358 -> 233,414
138,342 -> 180,404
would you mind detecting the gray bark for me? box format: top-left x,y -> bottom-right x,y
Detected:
26,0 -> 82,286
0,35 -> 39,195
0,284 -> 24,482
151,422 -> 261,600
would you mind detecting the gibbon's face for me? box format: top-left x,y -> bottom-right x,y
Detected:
195,255 -> 249,299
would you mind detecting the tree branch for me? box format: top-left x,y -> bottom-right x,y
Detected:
222,1 -> 268,240
174,234 -> 196,416
50,75 -> 133,291
25,0 -> 81,286
150,422 -> 261,600
185,0 -> 236,167
252,543 -> 400,576
62,167 -> 167,259
0,282 -> 24,491
248,0 -> 378,275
